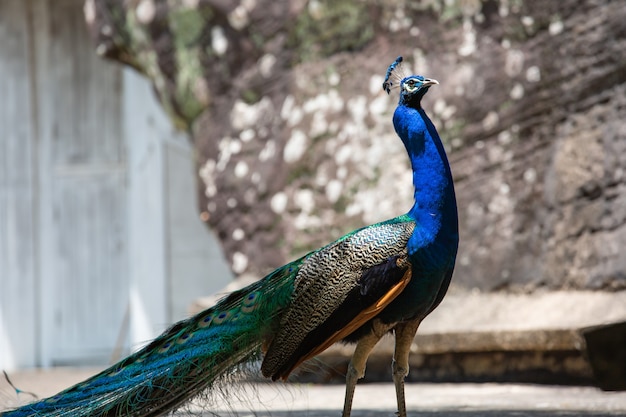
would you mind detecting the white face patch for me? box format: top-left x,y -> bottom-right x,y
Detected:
403,78 -> 421,93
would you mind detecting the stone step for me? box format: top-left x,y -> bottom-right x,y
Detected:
193,288 -> 626,386
315,291 -> 626,385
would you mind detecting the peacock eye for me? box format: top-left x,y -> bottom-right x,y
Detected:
404,79 -> 419,92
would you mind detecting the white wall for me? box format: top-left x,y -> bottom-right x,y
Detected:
124,68 -> 233,350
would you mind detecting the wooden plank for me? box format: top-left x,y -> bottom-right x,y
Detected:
47,173 -> 128,363
0,0 -> 38,370
34,0 -> 129,365
44,0 -> 124,166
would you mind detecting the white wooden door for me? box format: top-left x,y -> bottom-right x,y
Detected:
34,0 -> 130,365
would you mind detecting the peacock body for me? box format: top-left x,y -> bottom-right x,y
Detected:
2,56 -> 458,417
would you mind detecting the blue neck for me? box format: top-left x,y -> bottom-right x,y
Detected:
392,104 -> 458,252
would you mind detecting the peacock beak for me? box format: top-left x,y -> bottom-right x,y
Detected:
422,78 -> 439,87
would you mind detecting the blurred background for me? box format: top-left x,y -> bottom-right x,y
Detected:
1,0 -> 625,393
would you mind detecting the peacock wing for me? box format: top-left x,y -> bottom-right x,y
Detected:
260,219 -> 415,380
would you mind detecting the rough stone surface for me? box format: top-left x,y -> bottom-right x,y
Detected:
88,0 -> 626,291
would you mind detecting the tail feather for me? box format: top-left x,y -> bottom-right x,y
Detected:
3,261 -> 300,417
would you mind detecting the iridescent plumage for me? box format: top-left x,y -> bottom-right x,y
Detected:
3,56 -> 458,417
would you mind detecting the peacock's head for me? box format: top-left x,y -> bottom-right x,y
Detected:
383,56 -> 438,108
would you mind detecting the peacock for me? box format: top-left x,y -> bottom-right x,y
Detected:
2,56 -> 458,417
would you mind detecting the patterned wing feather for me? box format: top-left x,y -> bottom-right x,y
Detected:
260,218 -> 415,380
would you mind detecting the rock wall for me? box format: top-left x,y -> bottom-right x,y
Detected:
88,0 -> 626,291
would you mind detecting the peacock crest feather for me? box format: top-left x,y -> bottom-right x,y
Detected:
382,56 -> 406,94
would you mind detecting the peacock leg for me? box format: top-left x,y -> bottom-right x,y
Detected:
342,321 -> 392,417
392,319 -> 421,417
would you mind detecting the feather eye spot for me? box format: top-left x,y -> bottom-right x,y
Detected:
199,314 -> 214,328
243,291 -> 259,307
213,311 -> 230,324
158,341 -> 172,353
177,333 -> 193,345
